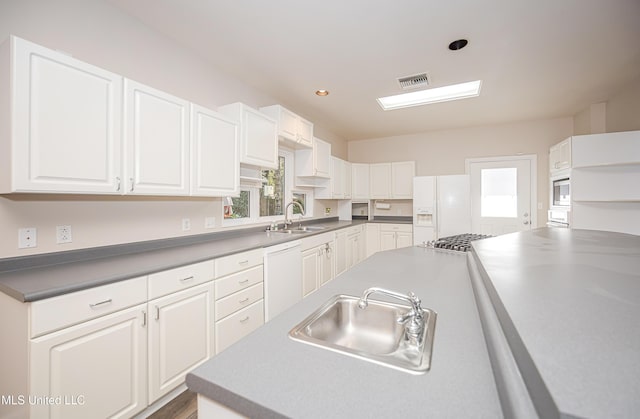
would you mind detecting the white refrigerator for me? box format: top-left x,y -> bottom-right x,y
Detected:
413,175 -> 471,245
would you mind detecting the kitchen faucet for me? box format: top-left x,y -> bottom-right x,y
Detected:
358,287 -> 424,340
284,201 -> 305,228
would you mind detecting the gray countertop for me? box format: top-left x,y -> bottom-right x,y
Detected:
0,219 -> 363,302
471,228 -> 640,418
187,247 -> 502,418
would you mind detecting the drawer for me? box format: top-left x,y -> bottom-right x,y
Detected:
215,300 -> 264,354
215,265 -> 263,300
215,283 -> 264,320
215,248 -> 263,278
148,260 -> 214,300
30,276 -> 147,338
379,224 -> 412,233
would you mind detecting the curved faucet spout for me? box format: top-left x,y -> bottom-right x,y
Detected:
358,287 -> 425,339
284,201 -> 305,227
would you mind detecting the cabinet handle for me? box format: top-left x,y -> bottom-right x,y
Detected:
180,275 -> 194,283
238,278 -> 249,285
239,297 -> 250,304
89,298 -> 112,308
239,316 -> 250,323
130,177 -> 134,192
142,310 -> 147,327
238,260 -> 249,265
116,177 -> 121,192
155,305 -> 160,320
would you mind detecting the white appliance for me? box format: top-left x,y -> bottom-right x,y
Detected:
413,175 -> 471,245
263,240 -> 302,321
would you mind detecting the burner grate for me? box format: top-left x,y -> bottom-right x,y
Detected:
431,234 -> 492,252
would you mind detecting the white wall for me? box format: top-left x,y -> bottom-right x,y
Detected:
348,117 -> 575,227
0,0 -> 346,258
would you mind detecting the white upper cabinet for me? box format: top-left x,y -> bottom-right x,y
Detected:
1,36 -> 123,194
124,80 -> 190,195
549,137 -> 571,174
369,161 -> 415,199
351,163 -> 370,200
259,104 -> 313,148
190,104 -> 240,197
295,137 -> 331,186
391,161 -> 415,198
343,160 -> 352,199
219,103 -> 278,169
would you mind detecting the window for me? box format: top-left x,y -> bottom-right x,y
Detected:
222,148 -> 312,227
480,168 -> 517,218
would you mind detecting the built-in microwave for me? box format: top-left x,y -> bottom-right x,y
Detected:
552,177 -> 570,207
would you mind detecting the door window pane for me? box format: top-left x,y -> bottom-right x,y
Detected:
481,168 -> 517,218
260,156 -> 285,217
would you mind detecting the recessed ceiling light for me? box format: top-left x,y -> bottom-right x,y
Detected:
315,90 -> 329,96
449,39 -> 468,51
376,80 -> 482,111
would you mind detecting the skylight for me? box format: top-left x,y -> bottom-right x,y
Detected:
377,80 -> 482,111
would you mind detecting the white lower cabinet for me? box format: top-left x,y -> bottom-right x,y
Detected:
213,249 -> 265,354
365,223 -> 381,257
346,226 -> 364,269
147,282 -> 214,403
380,224 -> 413,251
30,304 -> 148,419
301,238 -> 334,297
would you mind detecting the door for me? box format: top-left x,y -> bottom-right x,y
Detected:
370,163 -> 391,199
242,107 -> 278,169
379,230 -> 397,251
396,231 -> 413,249
391,161 -> 415,198
301,247 -> 319,297
148,283 -> 213,403
319,242 -> 334,286
467,156 -> 535,235
30,305 -> 147,419
124,79 -> 190,195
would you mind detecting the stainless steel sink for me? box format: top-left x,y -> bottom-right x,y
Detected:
289,294 -> 437,374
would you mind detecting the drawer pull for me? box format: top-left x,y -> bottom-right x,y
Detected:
180,275 -> 195,282
142,310 -> 147,327
239,316 -> 250,323
239,297 -> 250,304
238,260 -> 249,265
89,299 -> 112,308
238,279 -> 249,284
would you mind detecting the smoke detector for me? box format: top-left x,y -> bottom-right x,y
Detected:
397,72 -> 430,90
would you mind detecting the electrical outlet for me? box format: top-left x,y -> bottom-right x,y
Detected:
56,225 -> 73,244
205,217 -> 216,229
18,228 -> 37,249
325,207 -> 331,216
182,218 -> 191,231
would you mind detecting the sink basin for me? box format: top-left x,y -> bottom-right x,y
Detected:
289,295 -> 437,374
270,225 -> 326,234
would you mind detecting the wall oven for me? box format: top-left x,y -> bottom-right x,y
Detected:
548,171 -> 571,228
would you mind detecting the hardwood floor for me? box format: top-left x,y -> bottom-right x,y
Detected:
150,390 -> 197,419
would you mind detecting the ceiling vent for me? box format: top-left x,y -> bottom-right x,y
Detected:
397,73 -> 430,90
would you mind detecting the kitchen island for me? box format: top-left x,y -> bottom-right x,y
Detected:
187,246 -> 503,418
187,228 -> 640,419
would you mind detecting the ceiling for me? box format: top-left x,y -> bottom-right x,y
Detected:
108,0 -> 640,141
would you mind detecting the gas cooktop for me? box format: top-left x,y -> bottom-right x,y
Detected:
431,234 -> 493,252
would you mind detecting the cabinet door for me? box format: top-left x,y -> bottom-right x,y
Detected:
30,305 -> 147,419
314,137 -> 331,178
391,161 -> 415,198
10,36 -> 123,193
334,230 -> 347,276
148,282 -> 214,403
370,163 -> 391,199
343,160 -> 352,199
331,157 -> 344,198
319,243 -> 334,286
396,231 -> 413,249
124,79 -> 190,195
365,223 -> 380,257
190,104 -> 240,196
352,163 -> 370,200
550,138 -> 571,173
297,117 -> 314,147
379,230 -> 397,251
243,107 -> 278,169
301,247 -> 319,297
